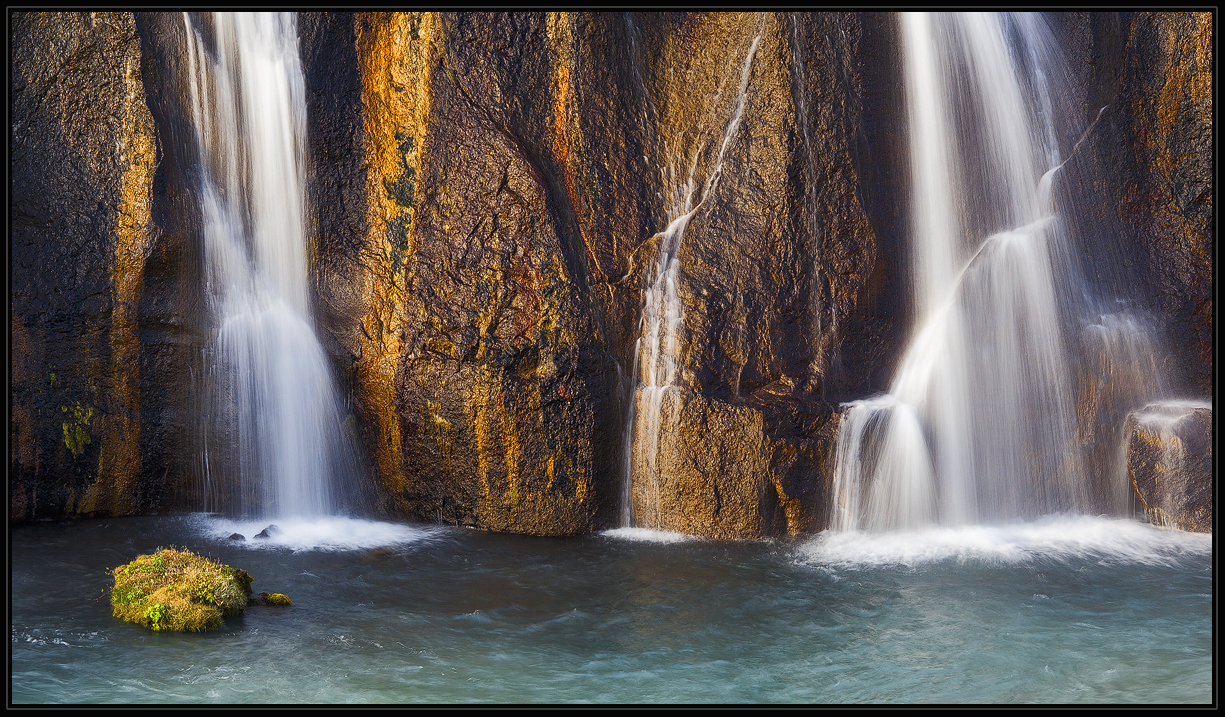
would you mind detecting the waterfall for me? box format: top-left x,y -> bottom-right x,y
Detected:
623,28 -> 762,529
185,12 -> 355,519
832,12 -> 1097,531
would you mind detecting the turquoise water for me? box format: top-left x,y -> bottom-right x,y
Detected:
10,514 -> 1211,703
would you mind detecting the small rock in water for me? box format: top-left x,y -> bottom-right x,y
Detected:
228,533 -> 246,541
254,525 -> 280,539
256,592 -> 292,606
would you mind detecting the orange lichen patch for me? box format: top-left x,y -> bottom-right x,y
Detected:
1125,12 -> 1213,386
87,46 -> 155,516
1143,13 -> 1211,182
466,372 -> 497,504
546,12 -> 608,288
457,363 -> 599,534
547,12 -> 577,211
355,12 -> 437,499
499,400 -> 521,507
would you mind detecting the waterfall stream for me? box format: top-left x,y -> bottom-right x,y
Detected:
185,12 -> 355,519
623,28 -> 762,529
832,13 -> 1098,531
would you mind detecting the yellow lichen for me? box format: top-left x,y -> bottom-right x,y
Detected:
87,36 -> 155,516
423,400 -> 454,472
355,12 -> 438,504
499,390 -> 521,507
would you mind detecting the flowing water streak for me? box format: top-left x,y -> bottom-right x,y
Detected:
185,12 -> 353,518
833,13 -> 1089,532
624,30 -> 762,528
1082,310 -> 1170,512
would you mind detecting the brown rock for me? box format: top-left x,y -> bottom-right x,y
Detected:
1126,403 -> 1212,532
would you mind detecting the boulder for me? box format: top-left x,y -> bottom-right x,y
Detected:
1126,402 -> 1211,532
110,548 -> 251,631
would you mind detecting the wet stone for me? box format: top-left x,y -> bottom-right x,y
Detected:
254,524 -> 281,539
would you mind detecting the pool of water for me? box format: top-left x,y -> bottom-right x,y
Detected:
10,514 -> 1211,703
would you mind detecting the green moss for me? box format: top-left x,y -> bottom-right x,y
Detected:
110,548 -> 251,632
263,592 -> 293,606
61,402 -> 93,456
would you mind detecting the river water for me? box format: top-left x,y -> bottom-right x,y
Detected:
11,514 -> 1210,703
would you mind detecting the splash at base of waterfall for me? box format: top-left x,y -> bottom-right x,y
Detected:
194,514 -> 436,552
601,527 -> 696,544
804,514 -> 1211,567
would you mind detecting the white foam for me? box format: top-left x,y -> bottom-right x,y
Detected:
601,527 -> 695,544
192,514 -> 439,552
800,514 -> 1210,568
1132,399 -> 1212,427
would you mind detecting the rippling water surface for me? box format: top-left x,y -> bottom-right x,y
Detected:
11,514 -> 1211,703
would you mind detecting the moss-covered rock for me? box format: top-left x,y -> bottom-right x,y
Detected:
258,592 -> 293,606
110,548 -> 251,632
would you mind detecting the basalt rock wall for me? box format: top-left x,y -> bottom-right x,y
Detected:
12,12 -> 1212,535
11,12 -> 164,519
328,12 -> 889,537
1060,12 -> 1213,398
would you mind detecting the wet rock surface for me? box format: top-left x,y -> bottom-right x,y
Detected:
1126,405 -> 1212,533
11,12 -> 1213,537
11,12 -> 160,520
254,525 -> 281,539
352,12 -> 881,537
1070,11 -> 1213,398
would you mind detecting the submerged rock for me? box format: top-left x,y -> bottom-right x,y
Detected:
1126,403 -> 1211,532
227,533 -> 246,541
109,548 -> 252,632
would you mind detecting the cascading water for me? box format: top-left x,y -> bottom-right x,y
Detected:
185,12 -> 356,519
832,12 -> 1099,531
622,29 -> 762,529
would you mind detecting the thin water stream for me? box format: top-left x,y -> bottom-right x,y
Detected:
625,26 -> 762,529
11,515 -> 1211,703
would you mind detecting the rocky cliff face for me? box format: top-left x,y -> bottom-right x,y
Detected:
320,12 -> 885,537
11,12 -> 1213,535
11,12 -> 160,519
1117,13 -> 1212,399
1071,12 -> 1213,397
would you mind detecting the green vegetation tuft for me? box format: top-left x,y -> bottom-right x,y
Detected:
110,548 -> 251,632
262,592 -> 293,606
61,402 -> 93,456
